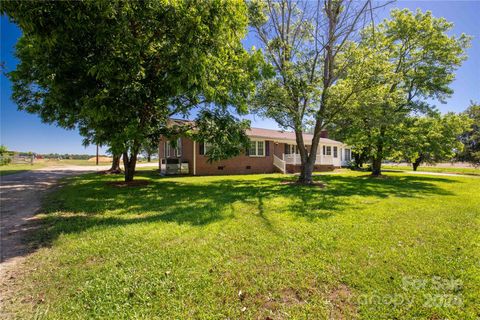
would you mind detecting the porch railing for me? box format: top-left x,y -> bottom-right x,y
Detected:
283,153 -> 333,165
273,154 -> 286,173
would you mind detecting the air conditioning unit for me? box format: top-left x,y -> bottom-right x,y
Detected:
165,159 -> 189,175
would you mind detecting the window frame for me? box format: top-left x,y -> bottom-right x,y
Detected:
203,142 -> 212,155
164,138 -> 182,157
175,138 -> 182,157
333,146 -> 338,158
326,146 -> 332,156
249,140 -> 266,157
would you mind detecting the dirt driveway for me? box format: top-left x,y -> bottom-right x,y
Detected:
0,164 -> 156,280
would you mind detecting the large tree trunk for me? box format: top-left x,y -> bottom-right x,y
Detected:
147,153 -> 151,162
371,127 -> 386,176
371,156 -> 382,176
106,154 -> 122,174
295,127 -> 318,185
122,149 -> 139,182
298,158 -> 315,184
353,151 -> 366,169
412,156 -> 423,171
371,140 -> 384,176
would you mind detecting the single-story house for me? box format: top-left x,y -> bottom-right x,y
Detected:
158,125 -> 351,175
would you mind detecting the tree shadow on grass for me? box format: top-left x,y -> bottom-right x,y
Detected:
28,171 -> 457,251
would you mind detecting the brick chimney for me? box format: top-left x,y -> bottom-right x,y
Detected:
320,130 -> 328,138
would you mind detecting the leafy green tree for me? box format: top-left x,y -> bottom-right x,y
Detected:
335,9 -> 470,176
141,141 -> 158,163
394,113 -> 471,170
192,110 -> 251,162
248,0 -> 382,184
458,102 -> 480,166
2,0 -> 261,181
0,145 -> 11,165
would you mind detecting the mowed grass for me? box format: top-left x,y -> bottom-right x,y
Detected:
383,165 -> 480,176
8,171 -> 480,319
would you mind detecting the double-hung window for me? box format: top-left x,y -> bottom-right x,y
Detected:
175,138 -> 182,157
203,142 -> 211,154
333,146 -> 338,158
323,146 -> 331,156
249,140 -> 265,157
165,138 -> 182,157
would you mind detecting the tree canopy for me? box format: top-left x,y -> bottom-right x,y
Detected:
458,102 -> 480,166
2,0 -> 263,181
394,113 -> 471,170
248,0 -> 380,184
330,9 -> 470,175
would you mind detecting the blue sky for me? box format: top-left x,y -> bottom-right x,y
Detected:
1,1 -> 479,154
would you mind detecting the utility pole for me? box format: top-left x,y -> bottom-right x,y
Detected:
96,144 -> 99,166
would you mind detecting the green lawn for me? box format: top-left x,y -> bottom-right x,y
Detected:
7,171 -> 479,319
0,163 -> 46,176
383,165 -> 480,176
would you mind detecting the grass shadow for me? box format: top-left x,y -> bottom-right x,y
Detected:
28,171 -> 457,250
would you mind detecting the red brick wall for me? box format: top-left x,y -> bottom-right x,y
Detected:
273,142 -> 285,158
195,140 -> 276,175
159,136 -> 280,175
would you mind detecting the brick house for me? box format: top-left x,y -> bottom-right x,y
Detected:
158,126 -> 351,175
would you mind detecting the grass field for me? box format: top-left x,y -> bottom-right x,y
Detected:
0,159 -> 112,176
0,163 -> 47,176
383,165 -> 480,176
6,171 -> 479,319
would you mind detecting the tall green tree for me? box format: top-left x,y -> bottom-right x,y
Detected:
2,0 -> 262,181
394,113 -> 471,170
248,0 -> 383,184
458,102 -> 480,166
335,9 -> 470,175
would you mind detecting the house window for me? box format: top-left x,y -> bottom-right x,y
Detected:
164,141 -> 170,157
333,146 -> 338,158
257,141 -> 265,156
203,142 -> 212,154
345,148 -> 351,161
175,138 -> 182,157
249,140 -> 265,157
164,138 -> 181,157
324,146 -> 331,156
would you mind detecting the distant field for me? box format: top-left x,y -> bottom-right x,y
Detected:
37,159 -> 112,166
0,163 -> 47,176
0,159 -> 159,176
0,159 -> 112,176
383,165 -> 480,176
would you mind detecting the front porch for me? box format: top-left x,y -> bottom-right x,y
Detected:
273,152 -> 346,174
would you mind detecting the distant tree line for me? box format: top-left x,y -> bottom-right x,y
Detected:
39,153 -> 98,160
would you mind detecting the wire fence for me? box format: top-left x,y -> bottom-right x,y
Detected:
0,154 -> 34,166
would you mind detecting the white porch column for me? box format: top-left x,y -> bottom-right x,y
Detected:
193,141 -> 196,175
